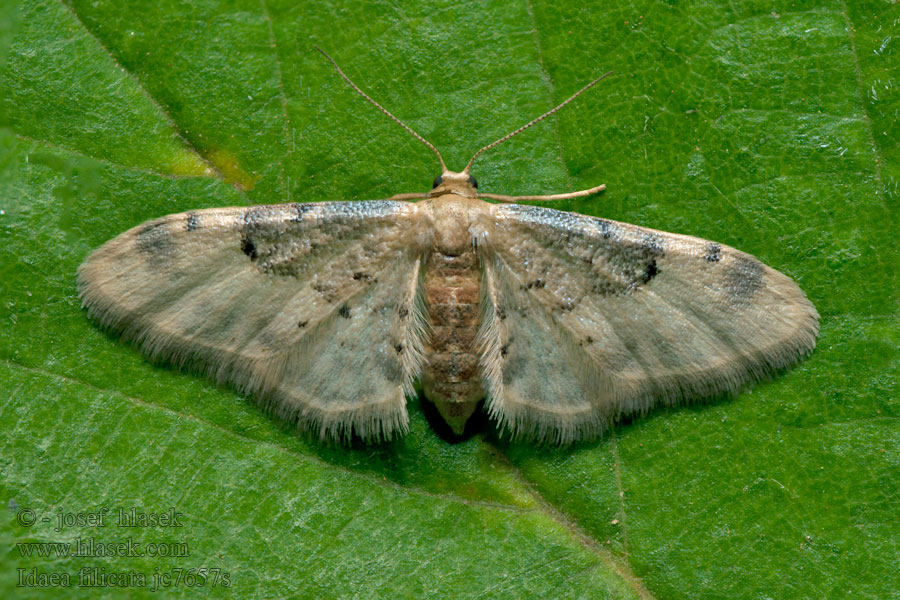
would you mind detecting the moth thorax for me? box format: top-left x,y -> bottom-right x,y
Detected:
422,248 -> 484,434
432,199 -> 473,256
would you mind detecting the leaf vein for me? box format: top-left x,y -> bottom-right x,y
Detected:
59,0 -> 223,182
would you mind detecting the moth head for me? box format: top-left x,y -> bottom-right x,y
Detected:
430,171 -> 478,199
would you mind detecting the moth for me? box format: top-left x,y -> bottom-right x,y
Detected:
77,49 -> 819,444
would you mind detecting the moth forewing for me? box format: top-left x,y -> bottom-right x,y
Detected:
78,201 -> 431,443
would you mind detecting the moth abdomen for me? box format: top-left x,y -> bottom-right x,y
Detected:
421,247 -> 484,434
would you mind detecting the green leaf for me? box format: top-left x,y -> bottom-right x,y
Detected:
1,0 -> 897,598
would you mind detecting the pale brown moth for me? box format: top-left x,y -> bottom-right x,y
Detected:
77,49 -> 819,444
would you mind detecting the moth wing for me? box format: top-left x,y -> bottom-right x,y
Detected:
480,203 -> 819,443
77,201 -> 431,442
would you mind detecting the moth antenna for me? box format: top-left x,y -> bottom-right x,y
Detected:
315,46 -> 448,172
463,70 -> 614,174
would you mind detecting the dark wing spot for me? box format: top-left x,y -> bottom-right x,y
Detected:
398,306 -> 409,318
500,343 -> 509,358
240,236 -> 258,260
298,319 -> 309,328
640,259 -> 660,283
185,212 -> 200,231
352,271 -> 371,281
705,243 -> 721,263
338,303 -> 351,319
725,257 -> 764,305
240,207 -> 269,263
497,307 -> 507,321
136,221 -> 174,258
394,343 -> 403,353
525,279 -> 546,290
586,336 -> 594,344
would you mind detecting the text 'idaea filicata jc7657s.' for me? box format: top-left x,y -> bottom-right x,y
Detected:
77,48 -> 819,445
